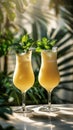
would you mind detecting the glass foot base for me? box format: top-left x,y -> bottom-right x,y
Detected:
39,106 -> 59,113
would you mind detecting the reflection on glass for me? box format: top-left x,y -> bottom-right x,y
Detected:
38,47 -> 60,112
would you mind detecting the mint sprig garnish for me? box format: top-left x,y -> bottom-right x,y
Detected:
35,37 -> 57,52
12,34 -> 56,53
21,34 -> 34,52
12,34 -> 34,54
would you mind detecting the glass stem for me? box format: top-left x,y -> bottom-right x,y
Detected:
22,92 -> 26,112
48,91 -> 51,111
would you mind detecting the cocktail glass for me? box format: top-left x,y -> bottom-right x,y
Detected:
13,50 -> 35,114
38,47 -> 60,112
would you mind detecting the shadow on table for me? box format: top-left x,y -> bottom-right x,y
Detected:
28,109 -> 73,130
1,106 -> 73,130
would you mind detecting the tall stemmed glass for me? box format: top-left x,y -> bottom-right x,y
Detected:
38,47 -> 60,112
13,50 -> 35,114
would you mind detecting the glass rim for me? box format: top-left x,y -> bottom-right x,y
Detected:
41,47 -> 57,52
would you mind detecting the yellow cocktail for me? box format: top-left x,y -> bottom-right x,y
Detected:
38,47 -> 60,112
38,49 -> 60,92
13,51 -> 35,92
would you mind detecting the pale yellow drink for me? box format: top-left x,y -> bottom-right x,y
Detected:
13,51 -> 35,92
38,48 -> 60,92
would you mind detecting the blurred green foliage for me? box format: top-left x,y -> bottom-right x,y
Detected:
0,30 -> 13,57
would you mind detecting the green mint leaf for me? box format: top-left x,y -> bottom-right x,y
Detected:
50,40 -> 57,46
22,34 -> 29,43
